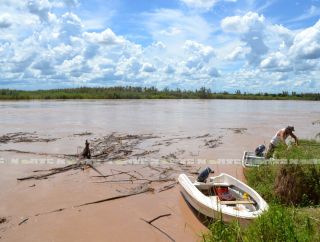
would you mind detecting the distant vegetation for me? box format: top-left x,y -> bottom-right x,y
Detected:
205,139 -> 320,242
1,87 -> 320,100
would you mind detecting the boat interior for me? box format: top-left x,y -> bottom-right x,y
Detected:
194,182 -> 258,212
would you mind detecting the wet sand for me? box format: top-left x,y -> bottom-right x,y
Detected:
0,163 -> 244,242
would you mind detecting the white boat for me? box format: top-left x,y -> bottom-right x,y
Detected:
242,151 -> 267,167
178,173 -> 268,224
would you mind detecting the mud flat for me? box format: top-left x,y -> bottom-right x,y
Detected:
0,162 -> 244,242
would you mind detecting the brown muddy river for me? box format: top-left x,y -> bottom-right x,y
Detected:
0,99 -> 319,161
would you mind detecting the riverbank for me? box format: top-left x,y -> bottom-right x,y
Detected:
204,139 -> 320,242
1,87 -> 320,100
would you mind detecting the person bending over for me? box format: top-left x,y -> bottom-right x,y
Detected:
265,126 -> 298,158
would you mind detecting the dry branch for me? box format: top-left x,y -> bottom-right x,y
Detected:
76,186 -> 153,207
141,213 -> 174,242
17,164 -> 81,181
18,218 -> 29,226
93,178 -> 175,184
158,182 -> 178,193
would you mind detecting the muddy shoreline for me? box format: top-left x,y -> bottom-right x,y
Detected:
0,162 -> 245,242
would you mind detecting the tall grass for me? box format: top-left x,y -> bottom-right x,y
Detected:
204,139 -> 320,241
203,205 -> 319,242
274,140 -> 320,160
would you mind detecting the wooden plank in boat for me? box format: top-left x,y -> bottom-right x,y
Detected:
219,200 -> 255,205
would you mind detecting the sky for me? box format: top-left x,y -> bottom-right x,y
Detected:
0,0 -> 320,92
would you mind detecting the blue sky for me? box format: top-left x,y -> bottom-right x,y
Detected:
0,0 -> 320,92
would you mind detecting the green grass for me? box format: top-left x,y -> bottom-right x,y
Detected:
204,139 -> 320,241
274,139 -> 320,160
203,205 -> 320,242
0,87 -> 320,100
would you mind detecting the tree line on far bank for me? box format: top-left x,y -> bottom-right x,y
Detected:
0,87 -> 320,100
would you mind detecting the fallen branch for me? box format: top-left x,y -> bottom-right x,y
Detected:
141,213 -> 174,242
17,163 -> 81,181
87,164 -> 105,177
35,208 -> 66,216
76,186 -> 153,207
93,178 -> 175,184
18,218 -> 29,226
158,182 -> 178,193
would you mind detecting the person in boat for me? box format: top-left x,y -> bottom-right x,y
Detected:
265,126 -> 298,158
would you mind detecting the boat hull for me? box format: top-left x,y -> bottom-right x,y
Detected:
178,173 -> 268,224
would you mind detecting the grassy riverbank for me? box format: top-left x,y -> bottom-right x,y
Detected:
1,87 -> 320,100
204,139 -> 320,242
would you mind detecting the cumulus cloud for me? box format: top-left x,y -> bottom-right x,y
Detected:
0,1 -> 319,92
221,12 -> 268,65
0,14 -> 12,28
221,12 -> 265,33
184,40 -> 215,62
141,63 -> 156,72
83,28 -> 125,45
289,20 -> 320,59
225,46 -> 247,61
260,52 -> 292,72
27,0 -> 51,22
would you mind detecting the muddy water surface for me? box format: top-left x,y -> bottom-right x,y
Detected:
1,99 -> 319,161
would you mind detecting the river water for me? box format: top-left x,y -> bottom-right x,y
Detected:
0,100 -> 319,160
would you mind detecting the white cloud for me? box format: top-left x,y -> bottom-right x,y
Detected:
83,28 -> 125,45
180,0 -> 218,11
289,20 -> 320,59
0,14 -> 12,28
260,52 -> 292,72
0,1 -> 319,92
179,0 -> 237,11
225,46 -> 247,60
184,40 -> 215,62
221,12 -> 265,33
141,63 -> 156,72
221,12 -> 268,65
27,0 -> 51,22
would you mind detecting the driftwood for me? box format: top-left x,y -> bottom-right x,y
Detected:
0,217 -> 7,224
87,164 -> 104,177
81,140 -> 91,159
141,213 -> 174,242
17,164 -> 81,181
158,182 -> 178,193
35,208 -> 66,217
93,178 -> 175,184
76,186 -> 153,207
91,171 -> 131,178
18,218 -> 29,226
91,168 -> 142,180
0,132 -> 57,144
